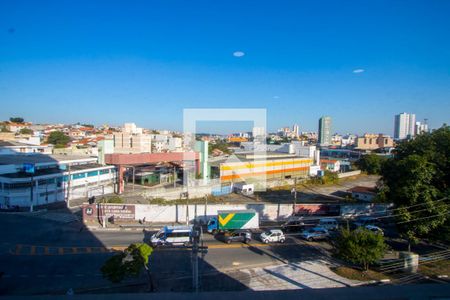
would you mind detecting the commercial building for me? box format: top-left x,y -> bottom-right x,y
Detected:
318,116 -> 332,146
216,153 -> 314,184
355,134 -> 394,151
0,141 -> 52,155
394,113 -> 416,140
0,154 -> 116,208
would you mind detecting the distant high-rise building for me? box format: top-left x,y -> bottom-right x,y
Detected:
394,113 -> 416,140
292,124 -> 299,137
415,120 -> 429,135
252,126 -> 266,139
318,116 -> 332,146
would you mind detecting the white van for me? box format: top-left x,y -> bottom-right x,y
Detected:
151,225 -> 192,246
318,218 -> 339,231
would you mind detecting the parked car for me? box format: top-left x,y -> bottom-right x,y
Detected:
300,227 -> 329,241
281,220 -> 305,232
318,218 -> 339,231
216,230 -> 251,244
364,225 -> 384,235
353,216 -> 378,228
260,229 -> 286,243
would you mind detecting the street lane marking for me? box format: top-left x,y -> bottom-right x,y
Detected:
10,240 -> 302,256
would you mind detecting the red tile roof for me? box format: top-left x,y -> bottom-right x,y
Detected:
348,186 -> 377,194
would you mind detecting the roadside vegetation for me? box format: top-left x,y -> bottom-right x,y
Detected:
419,260 -> 450,277
335,228 -> 386,271
377,125 -> 450,249
101,243 -> 154,291
332,266 -> 389,282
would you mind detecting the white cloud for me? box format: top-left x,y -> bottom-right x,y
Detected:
352,68 -> 365,74
233,51 -> 245,57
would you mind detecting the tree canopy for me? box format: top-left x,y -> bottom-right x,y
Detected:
9,117 -> 24,123
101,243 -> 153,284
378,125 -> 450,244
356,154 -> 387,175
335,229 -> 386,270
208,140 -> 231,155
47,131 -> 70,147
19,128 -> 33,135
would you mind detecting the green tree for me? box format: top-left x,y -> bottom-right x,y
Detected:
336,229 -> 386,271
47,131 -> 70,147
356,154 -> 387,174
19,128 -> 33,135
9,117 -> 24,123
208,141 -> 231,155
101,243 -> 154,289
378,126 -> 450,248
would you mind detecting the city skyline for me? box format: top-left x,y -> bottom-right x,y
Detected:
1,1 -> 449,133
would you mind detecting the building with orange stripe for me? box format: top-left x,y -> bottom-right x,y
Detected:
214,152 -> 314,184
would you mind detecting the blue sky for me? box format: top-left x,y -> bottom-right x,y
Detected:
0,0 -> 449,135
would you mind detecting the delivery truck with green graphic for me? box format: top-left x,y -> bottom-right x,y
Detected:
207,209 -> 259,234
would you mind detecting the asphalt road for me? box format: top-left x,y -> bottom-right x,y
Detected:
0,213 -> 325,295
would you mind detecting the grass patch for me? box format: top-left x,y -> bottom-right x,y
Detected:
331,266 -> 390,282
419,259 -> 450,277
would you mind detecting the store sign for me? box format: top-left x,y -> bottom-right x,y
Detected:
82,204 -> 136,222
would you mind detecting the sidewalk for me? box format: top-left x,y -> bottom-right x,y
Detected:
225,260 -> 362,290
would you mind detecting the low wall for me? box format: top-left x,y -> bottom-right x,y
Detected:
82,202 -> 392,224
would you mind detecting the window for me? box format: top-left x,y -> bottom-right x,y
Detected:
99,169 -> 110,175
87,171 -> 99,177
72,173 -> 86,180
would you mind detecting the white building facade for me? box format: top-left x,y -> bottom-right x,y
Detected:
394,112 -> 416,140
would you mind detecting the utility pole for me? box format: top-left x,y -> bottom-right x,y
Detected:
30,174 -> 34,212
191,220 -> 207,292
291,177 -> 298,215
173,166 -> 176,188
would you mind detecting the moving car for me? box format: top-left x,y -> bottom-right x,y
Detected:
300,227 -> 329,241
215,230 -> 251,244
151,225 -> 192,246
260,229 -> 286,243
